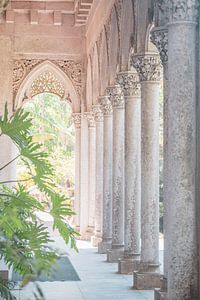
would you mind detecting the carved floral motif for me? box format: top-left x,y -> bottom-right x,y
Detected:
106,85 -> 124,108
98,96 -> 113,116
30,71 -> 65,98
84,112 -> 96,127
92,105 -> 104,122
151,28 -> 168,65
117,71 -> 141,97
72,113 -> 81,128
13,59 -> 82,99
156,0 -> 199,23
131,54 -> 162,82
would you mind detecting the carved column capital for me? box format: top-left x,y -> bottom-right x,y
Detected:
131,54 -> 162,82
151,28 -> 168,66
92,104 -> 104,122
72,113 -> 81,129
156,0 -> 199,23
84,112 -> 96,127
106,85 -> 125,109
117,71 -> 141,97
98,96 -> 113,116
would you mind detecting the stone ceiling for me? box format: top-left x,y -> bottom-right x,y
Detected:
4,0 -> 94,26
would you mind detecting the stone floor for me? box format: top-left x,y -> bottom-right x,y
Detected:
12,236 -> 163,300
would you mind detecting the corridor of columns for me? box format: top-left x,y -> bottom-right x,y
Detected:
0,0 -> 200,299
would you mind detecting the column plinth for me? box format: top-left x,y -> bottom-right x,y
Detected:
98,96 -> 113,254
116,70 -> 141,274
106,85 -> 125,262
131,53 -> 162,289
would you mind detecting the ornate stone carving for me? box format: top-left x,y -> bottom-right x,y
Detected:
72,113 -> 81,128
13,59 -> 82,99
156,0 -> 199,23
84,112 -> 96,127
92,105 -> 104,122
151,28 -> 168,66
117,71 -> 141,97
98,96 -> 113,116
131,54 -> 162,82
106,85 -> 124,108
30,71 -> 65,98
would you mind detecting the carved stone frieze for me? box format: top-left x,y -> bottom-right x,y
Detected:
117,71 -> 141,97
84,112 -> 96,127
156,0 -> 199,23
92,104 -> 104,122
151,28 -> 168,66
106,85 -> 124,108
30,71 -> 65,99
72,113 -> 81,128
13,59 -> 82,99
131,54 -> 162,82
98,96 -> 113,116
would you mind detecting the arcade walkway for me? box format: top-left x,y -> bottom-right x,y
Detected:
12,237 -> 163,300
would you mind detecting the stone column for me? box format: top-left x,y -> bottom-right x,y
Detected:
116,70 -> 141,274
91,104 -> 104,247
156,2 -> 198,299
84,112 -> 96,239
98,96 -> 113,254
131,54 -> 162,289
80,108 -> 89,238
151,27 -> 169,300
106,85 -> 125,262
72,113 -> 81,231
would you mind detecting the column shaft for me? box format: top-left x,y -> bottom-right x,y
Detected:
98,96 -> 113,253
106,85 -> 125,262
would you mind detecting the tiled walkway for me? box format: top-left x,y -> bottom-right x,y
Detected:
12,237 -> 163,300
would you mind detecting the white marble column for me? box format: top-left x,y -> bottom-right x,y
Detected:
98,96 -> 113,254
151,27 -> 169,299
106,85 -> 125,262
131,54 -> 162,289
72,113 -> 81,231
84,112 -> 96,238
117,71 -> 141,274
156,2 -> 198,299
80,108 -> 89,238
91,104 -> 104,247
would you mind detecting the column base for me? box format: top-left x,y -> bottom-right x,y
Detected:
133,271 -> 162,290
85,226 -> 95,239
107,246 -> 124,262
91,233 -> 102,247
154,289 -> 167,300
98,239 -> 112,254
118,258 -> 140,274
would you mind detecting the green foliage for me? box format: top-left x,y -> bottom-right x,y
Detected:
0,103 -> 78,299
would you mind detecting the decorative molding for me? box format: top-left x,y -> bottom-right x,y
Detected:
92,104 -> 104,122
106,85 -> 124,108
72,113 -> 81,128
84,112 -> 96,127
131,54 -> 162,82
13,59 -> 82,99
151,28 -> 168,66
98,96 -> 113,116
30,71 -> 65,99
117,71 -> 141,97
115,0 -> 123,47
156,0 -> 199,23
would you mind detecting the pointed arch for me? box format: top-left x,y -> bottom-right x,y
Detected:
99,27 -> 109,96
14,60 -> 80,113
86,56 -> 93,111
91,43 -> 100,105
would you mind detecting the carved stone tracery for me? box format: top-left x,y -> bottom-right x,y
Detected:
131,54 -> 162,82
13,59 -> 82,100
30,71 -> 65,98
